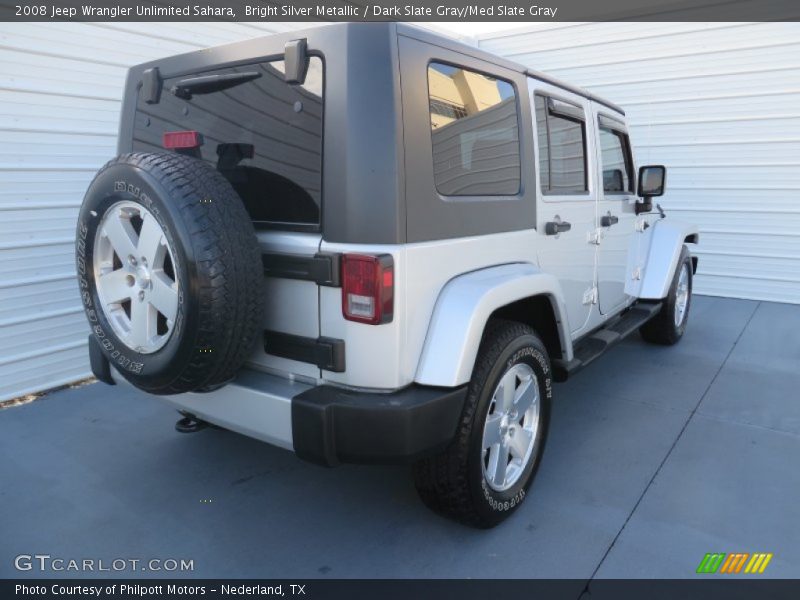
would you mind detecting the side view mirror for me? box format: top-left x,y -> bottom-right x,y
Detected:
635,165 -> 666,215
637,165 -> 666,198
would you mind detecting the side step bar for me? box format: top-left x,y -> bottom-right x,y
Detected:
552,302 -> 662,382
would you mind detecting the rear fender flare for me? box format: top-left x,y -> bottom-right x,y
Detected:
414,263 -> 571,388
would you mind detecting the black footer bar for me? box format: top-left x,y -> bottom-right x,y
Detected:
4,579 -> 800,600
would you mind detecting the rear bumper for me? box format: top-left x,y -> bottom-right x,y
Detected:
93,341 -> 466,467
292,384 -> 467,466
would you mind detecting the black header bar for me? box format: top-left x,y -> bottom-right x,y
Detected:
1,0 -> 799,22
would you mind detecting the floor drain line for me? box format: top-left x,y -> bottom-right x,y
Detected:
579,301 -> 761,597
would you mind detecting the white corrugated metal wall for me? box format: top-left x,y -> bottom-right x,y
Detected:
0,22 -> 315,402
1,21 -> 797,401
477,22 -> 800,305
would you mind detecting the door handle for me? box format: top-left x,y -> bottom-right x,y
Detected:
601,214 -> 619,227
545,221 -> 572,235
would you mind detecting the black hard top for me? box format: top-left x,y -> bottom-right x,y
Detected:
120,23 -> 626,246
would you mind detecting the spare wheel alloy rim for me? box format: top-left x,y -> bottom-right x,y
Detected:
93,201 -> 179,354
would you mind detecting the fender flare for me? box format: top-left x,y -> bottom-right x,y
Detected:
638,219 -> 699,300
414,263 -> 571,388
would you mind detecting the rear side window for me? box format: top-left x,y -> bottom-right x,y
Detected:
428,62 -> 520,196
134,57 -> 323,229
534,95 -> 587,195
598,119 -> 633,193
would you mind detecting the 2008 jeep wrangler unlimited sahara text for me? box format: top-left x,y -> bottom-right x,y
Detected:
76,23 -> 698,527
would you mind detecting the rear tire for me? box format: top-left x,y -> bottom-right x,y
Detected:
640,245 -> 693,346
413,320 -> 552,528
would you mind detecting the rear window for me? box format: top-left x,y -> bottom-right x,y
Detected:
133,57 -> 323,229
428,62 -> 520,196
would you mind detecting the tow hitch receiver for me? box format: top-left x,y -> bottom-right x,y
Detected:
175,412 -> 209,433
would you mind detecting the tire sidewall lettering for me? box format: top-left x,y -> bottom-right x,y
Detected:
481,479 -> 526,512
506,345 -> 552,399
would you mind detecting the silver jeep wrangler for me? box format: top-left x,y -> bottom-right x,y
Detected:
77,23 -> 698,527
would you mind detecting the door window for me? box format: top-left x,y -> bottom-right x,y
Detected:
534,95 -> 588,195
598,121 -> 633,194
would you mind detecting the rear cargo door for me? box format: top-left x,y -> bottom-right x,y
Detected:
132,57 -> 325,380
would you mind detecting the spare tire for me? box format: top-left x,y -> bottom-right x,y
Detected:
75,152 -> 264,394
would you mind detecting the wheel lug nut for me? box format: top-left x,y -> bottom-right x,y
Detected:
128,255 -> 137,266
138,290 -> 145,301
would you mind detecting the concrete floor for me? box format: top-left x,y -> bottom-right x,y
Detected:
1,296 -> 798,581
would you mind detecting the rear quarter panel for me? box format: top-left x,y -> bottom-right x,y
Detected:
319,229 -> 541,390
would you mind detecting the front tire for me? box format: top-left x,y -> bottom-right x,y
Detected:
640,245 -> 693,345
413,320 -> 552,528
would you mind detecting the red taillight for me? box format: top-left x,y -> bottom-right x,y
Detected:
341,254 -> 394,325
162,130 -> 203,150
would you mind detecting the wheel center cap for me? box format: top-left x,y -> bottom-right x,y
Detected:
135,265 -> 151,289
